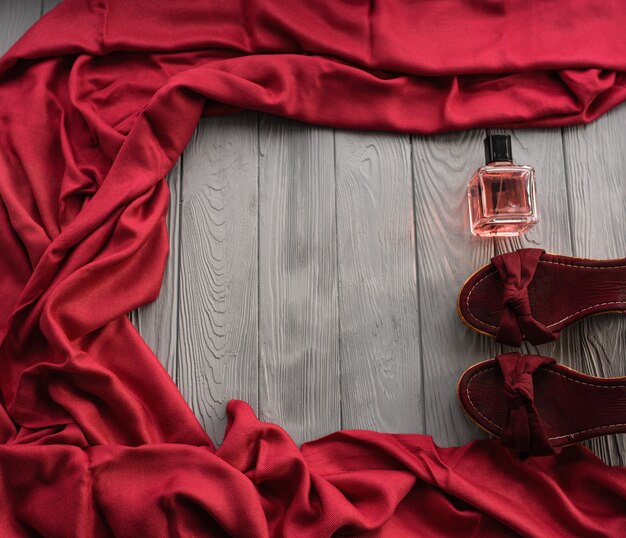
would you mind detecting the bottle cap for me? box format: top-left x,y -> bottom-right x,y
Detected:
484,135 -> 513,164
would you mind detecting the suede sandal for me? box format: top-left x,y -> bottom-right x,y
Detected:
457,248 -> 626,347
457,353 -> 626,457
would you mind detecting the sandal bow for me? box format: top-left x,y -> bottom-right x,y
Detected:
492,249 -> 556,346
497,353 -> 557,457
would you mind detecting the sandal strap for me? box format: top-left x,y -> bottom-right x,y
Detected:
496,353 -> 557,457
492,249 -> 556,347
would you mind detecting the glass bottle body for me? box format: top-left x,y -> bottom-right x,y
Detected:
468,161 -> 537,237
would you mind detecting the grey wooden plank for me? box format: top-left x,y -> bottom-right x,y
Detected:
258,115 -> 340,445
129,161 -> 182,382
335,131 -> 422,433
563,104 -> 626,466
412,130 -> 500,446
0,0 -> 42,56
177,112 -> 259,444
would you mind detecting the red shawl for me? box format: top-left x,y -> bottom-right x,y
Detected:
1,1 -> 625,535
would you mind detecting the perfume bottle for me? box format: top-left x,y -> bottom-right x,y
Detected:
468,135 -> 537,237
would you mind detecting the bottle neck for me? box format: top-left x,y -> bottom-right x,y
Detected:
487,160 -> 514,166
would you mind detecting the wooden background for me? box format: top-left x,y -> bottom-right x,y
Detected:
3,0 -> 626,466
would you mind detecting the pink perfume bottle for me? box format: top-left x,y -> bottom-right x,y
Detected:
468,135 -> 537,237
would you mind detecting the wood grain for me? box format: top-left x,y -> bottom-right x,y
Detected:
412,130 -> 500,446
258,115 -> 340,445
563,104 -> 626,466
335,131 -> 422,433
129,161 -> 182,381
0,1 -> 42,55
177,112 -> 259,444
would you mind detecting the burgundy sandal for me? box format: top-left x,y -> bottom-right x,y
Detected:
457,248 -> 626,347
458,353 -> 626,457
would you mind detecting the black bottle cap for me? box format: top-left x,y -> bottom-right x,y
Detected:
484,135 -> 513,164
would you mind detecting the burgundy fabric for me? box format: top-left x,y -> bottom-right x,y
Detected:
492,249 -> 556,346
1,0 -> 626,535
496,353 -> 557,457
458,250 -> 626,345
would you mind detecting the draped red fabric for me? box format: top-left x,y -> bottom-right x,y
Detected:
1,0 -> 626,535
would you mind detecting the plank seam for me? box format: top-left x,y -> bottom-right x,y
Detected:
333,128 -> 343,430
409,134 -> 425,434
